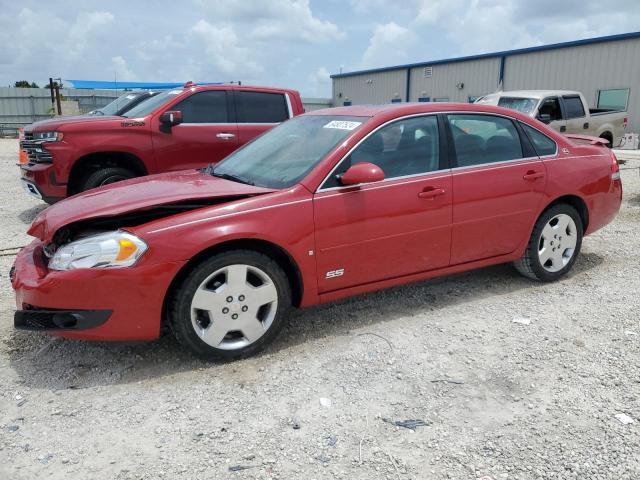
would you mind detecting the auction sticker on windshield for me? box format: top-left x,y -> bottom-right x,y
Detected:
323,120 -> 362,130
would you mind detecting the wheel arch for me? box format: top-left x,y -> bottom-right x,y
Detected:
161,238 -> 305,326
68,151 -> 148,195
541,194 -> 589,231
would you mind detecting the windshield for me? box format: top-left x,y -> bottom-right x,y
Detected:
122,89 -> 183,118
93,92 -> 141,116
212,115 -> 367,189
497,97 -> 538,114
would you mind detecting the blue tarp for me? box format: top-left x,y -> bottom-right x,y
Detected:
65,80 -> 222,89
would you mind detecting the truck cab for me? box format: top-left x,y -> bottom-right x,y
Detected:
476,90 -> 627,148
19,83 -> 304,203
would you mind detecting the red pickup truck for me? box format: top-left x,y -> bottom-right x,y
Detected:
19,83 -> 304,203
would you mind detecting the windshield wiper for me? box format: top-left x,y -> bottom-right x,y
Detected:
210,169 -> 255,186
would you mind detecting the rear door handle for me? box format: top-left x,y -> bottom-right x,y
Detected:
216,133 -> 235,139
560,125 -> 566,132
418,187 -> 446,199
583,122 -> 589,129
523,170 -> 545,181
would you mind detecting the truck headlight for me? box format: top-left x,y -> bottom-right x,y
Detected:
34,131 -> 64,142
49,231 -> 148,271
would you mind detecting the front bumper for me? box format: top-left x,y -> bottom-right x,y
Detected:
11,240 -> 186,341
20,164 -> 66,203
15,309 -> 112,331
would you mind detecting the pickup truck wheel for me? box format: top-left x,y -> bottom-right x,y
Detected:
81,167 -> 136,191
168,250 -> 292,360
513,204 -> 583,282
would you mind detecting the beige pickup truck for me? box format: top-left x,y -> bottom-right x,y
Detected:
476,90 -> 627,147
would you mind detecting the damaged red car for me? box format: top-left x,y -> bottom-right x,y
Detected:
11,103 -> 622,359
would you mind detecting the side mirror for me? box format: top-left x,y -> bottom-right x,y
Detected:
537,113 -> 551,124
160,110 -> 183,126
339,162 -> 385,186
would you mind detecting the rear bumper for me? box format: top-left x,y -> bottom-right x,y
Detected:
11,240 -> 186,341
15,309 -> 112,331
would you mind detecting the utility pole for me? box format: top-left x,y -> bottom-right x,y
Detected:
48,77 -> 55,111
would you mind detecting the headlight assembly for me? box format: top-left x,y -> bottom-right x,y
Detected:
34,131 -> 64,142
48,231 -> 148,271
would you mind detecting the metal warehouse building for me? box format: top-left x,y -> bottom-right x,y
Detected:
331,31 -> 640,132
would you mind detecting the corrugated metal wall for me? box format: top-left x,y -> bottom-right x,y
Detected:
301,97 -> 333,111
0,87 -> 123,136
409,57 -> 501,102
332,70 -> 406,106
332,36 -> 640,132
504,38 -> 640,131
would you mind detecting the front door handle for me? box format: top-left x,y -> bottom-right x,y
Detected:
523,170 -> 545,181
216,132 -> 236,139
583,122 -> 589,129
418,187 -> 446,199
560,125 -> 567,132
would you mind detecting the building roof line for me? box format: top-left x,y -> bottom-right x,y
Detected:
330,31 -> 640,79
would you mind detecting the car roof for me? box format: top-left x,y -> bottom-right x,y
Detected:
304,102 -> 535,121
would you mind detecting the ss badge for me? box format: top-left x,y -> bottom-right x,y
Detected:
325,268 -> 344,279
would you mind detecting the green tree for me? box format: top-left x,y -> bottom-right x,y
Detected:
14,80 -> 39,88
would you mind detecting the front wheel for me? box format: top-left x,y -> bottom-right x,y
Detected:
168,250 -> 292,360
80,167 -> 136,192
514,204 -> 583,281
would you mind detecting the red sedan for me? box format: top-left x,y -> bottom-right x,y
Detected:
11,103 -> 622,359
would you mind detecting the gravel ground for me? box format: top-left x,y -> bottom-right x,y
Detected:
0,138 -> 638,479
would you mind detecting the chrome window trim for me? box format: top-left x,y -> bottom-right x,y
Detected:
316,171 -> 453,197
315,110 -> 554,193
285,93 -> 293,119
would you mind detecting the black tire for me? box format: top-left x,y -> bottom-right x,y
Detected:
167,250 -> 292,360
600,133 -> 613,149
80,167 -> 136,192
513,203 -> 583,282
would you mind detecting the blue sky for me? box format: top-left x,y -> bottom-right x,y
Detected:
1,0 -> 639,97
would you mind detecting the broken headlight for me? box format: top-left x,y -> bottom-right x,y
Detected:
48,231 -> 147,271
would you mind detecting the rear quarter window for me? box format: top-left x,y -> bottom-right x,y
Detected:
237,91 -> 289,123
521,123 -> 557,156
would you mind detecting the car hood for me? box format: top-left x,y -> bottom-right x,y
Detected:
25,115 -> 125,131
29,170 -> 276,242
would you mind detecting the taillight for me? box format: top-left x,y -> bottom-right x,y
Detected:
610,151 -> 621,180
623,117 -> 628,129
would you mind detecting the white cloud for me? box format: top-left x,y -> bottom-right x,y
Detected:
307,66 -> 331,96
189,20 -> 262,76
111,56 -> 138,81
199,0 -> 344,44
361,22 -> 415,68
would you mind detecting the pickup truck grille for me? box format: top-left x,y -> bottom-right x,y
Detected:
19,140 -> 53,164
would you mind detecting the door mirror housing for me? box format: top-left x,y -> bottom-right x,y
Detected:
537,113 -> 552,124
339,162 -> 385,186
160,110 -> 183,126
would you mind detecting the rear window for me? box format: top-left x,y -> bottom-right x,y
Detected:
497,97 -> 537,114
236,91 -> 289,123
563,96 -> 585,119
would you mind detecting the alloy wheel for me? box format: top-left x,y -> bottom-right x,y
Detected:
537,213 -> 578,273
190,264 -> 278,350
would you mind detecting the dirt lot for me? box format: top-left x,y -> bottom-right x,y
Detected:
0,138 -> 638,479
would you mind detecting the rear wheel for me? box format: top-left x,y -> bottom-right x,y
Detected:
80,167 -> 136,192
168,250 -> 291,360
600,132 -> 613,149
514,204 -> 583,282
